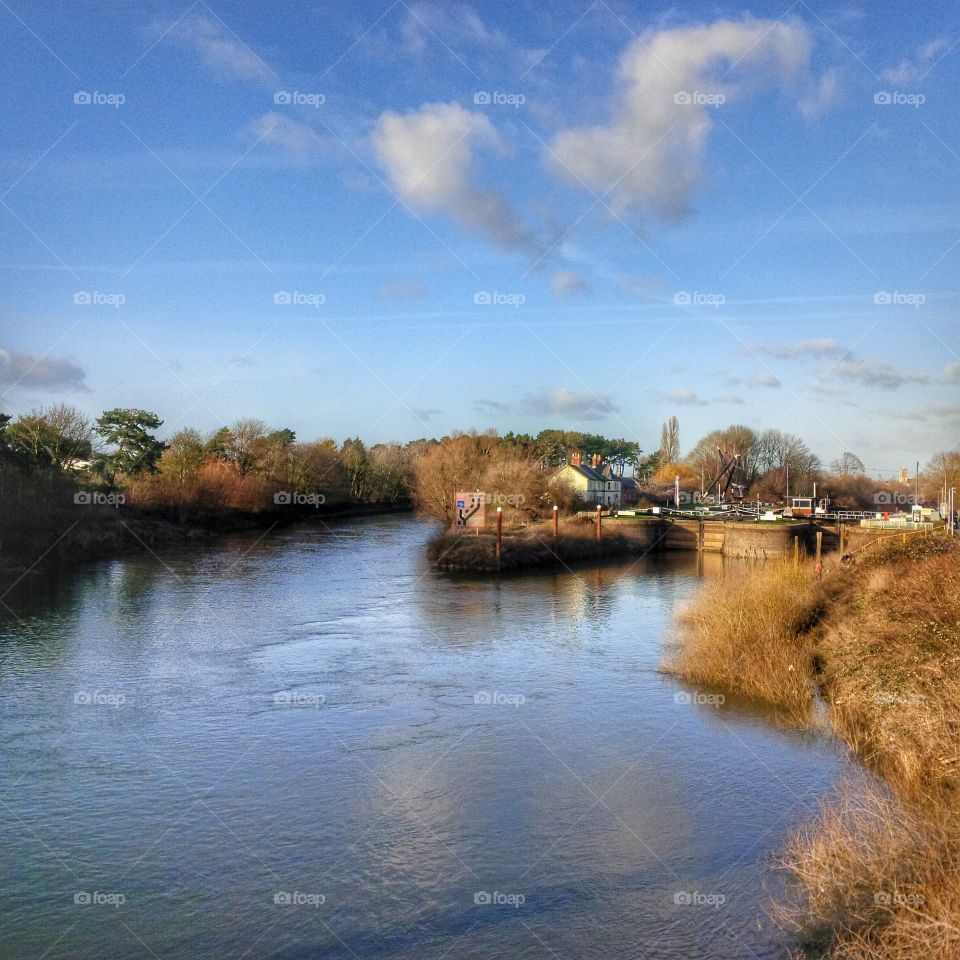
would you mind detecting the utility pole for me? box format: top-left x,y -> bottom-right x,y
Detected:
915,460 -> 920,504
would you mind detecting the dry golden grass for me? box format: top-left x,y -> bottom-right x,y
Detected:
818,547 -> 960,800
663,559 -> 821,713
666,535 -> 960,959
776,781 -> 960,960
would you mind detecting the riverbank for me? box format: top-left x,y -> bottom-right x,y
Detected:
0,497 -> 412,581
663,534 -> 959,958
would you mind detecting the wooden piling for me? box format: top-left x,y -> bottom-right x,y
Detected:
595,504 -> 602,544
815,530 -> 822,563
495,507 -> 502,563
793,536 -> 799,568
552,504 -> 559,539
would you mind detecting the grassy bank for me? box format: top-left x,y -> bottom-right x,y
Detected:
427,516 -> 660,571
662,535 -> 960,959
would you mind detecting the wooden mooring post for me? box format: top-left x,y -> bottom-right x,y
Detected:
793,536 -> 799,568
595,504 -> 602,544
553,504 -> 559,539
495,507 -> 502,563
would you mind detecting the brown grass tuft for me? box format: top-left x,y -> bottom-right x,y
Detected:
775,780 -> 960,960
663,559 -> 821,713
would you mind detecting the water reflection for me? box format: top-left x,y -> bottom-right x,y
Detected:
0,515 -> 846,960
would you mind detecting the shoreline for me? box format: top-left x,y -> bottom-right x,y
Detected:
428,516 -> 817,572
0,500 -> 413,583
662,533 -> 959,958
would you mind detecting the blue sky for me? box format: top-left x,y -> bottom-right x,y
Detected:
1,0 -> 958,474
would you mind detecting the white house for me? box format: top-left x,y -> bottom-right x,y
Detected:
551,452 -> 622,506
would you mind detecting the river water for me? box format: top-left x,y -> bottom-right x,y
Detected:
0,515 -> 848,959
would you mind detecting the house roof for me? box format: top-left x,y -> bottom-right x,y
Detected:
562,463 -> 620,483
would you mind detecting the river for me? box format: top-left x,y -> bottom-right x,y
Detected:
0,514 -> 849,958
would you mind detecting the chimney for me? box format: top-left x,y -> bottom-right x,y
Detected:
592,453 -> 602,468
570,451 -> 582,467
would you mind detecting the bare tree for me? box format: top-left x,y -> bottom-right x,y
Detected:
829,451 -> 865,476
659,416 -> 680,464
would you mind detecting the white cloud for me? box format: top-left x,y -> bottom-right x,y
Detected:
520,388 -> 618,420
799,67 -> 841,119
410,407 -> 440,422
747,373 -> 782,388
716,393 -> 745,404
248,113 -> 328,159
828,360 -> 930,390
168,15 -> 274,81
372,101 -> 533,250
942,361 -> 960,384
667,388 -> 703,405
0,347 -> 88,392
548,18 -> 813,220
750,338 -> 845,359
882,38 -> 950,86
551,270 -> 589,297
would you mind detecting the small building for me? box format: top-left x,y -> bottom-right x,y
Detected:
552,452 -> 622,507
